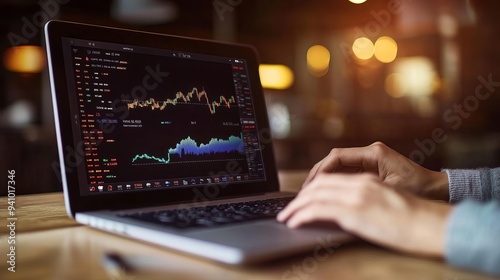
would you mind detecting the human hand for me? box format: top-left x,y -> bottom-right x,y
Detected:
303,142 -> 449,201
278,173 -> 453,257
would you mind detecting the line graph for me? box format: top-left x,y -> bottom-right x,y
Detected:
132,134 -> 244,164
126,87 -> 236,114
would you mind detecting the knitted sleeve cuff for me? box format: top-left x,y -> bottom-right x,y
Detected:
443,169 -> 482,203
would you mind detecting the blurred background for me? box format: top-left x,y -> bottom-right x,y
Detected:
1,0 -> 499,195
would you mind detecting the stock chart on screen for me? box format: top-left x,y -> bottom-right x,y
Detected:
62,38 -> 265,195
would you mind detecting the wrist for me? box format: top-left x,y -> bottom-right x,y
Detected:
421,171 -> 449,201
410,199 -> 453,257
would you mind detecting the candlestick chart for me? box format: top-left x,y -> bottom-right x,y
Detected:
126,87 -> 236,114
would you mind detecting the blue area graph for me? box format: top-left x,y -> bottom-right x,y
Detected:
132,134 -> 244,164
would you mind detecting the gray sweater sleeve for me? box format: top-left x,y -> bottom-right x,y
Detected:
444,168 -> 500,203
443,168 -> 500,275
445,200 -> 500,275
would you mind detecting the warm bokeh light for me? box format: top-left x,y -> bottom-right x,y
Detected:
3,45 -> 45,73
374,36 -> 398,63
392,57 -> 437,97
307,45 -> 330,77
352,37 -> 374,60
385,73 -> 407,98
259,64 -> 294,90
349,0 -> 367,4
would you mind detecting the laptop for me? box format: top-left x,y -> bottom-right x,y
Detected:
44,20 -> 351,264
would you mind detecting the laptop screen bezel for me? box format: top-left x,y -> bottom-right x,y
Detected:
45,20 -> 280,216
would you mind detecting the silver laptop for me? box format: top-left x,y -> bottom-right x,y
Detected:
45,20 -> 351,264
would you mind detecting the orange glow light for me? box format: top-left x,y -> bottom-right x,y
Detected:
374,36 -> 398,63
3,45 -> 45,73
259,64 -> 294,90
307,45 -> 330,77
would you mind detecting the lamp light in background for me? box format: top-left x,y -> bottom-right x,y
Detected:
307,45 -> 330,77
352,37 -> 374,60
374,36 -> 398,63
259,64 -> 294,90
1,45 -> 44,127
392,57 -> 438,97
3,45 -> 45,73
387,57 -> 441,117
349,0 -> 367,4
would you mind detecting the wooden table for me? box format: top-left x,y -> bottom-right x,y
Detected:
0,171 -> 496,280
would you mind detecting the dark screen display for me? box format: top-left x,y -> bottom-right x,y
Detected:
61,38 -> 266,195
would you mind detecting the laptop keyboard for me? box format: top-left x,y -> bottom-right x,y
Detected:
118,197 -> 293,229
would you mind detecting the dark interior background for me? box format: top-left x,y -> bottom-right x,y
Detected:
1,0 -> 499,195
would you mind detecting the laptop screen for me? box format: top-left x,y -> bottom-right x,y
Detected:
60,37 -> 266,196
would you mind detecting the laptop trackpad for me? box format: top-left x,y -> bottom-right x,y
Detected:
185,220 -> 347,251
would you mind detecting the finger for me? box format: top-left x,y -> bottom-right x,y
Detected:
285,202 -> 349,229
317,146 -> 378,174
277,184 -> 340,222
280,173 -> 383,224
302,145 -> 380,187
279,174 -> 368,222
301,160 -> 324,188
302,164 -> 364,189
